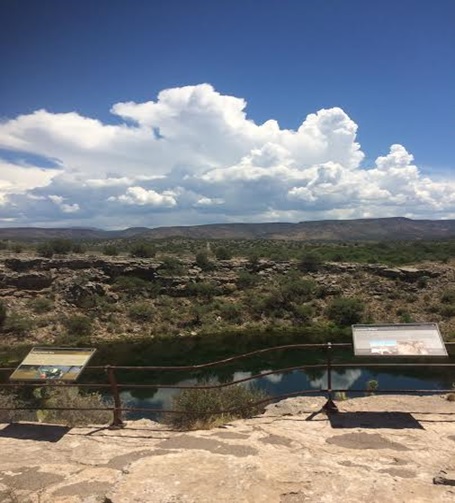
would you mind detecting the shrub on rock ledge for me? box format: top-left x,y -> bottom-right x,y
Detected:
164,384 -> 267,430
326,297 -> 364,326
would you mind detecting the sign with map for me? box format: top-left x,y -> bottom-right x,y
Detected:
9,347 -> 96,381
352,323 -> 448,357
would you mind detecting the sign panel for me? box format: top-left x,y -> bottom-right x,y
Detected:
9,347 -> 96,381
352,323 -> 448,357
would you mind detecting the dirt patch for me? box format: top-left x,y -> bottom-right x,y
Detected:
53,480 -> 112,498
259,434 -> 293,447
211,431 -> 250,440
379,467 -> 416,478
107,450 -> 157,470
280,491 -> 309,502
0,466 -> 64,491
157,435 -> 258,457
326,432 -> 410,451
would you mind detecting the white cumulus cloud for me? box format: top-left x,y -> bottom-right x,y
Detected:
113,187 -> 178,207
0,83 -> 453,227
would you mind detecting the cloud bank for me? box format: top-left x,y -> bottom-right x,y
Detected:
0,83 -> 454,228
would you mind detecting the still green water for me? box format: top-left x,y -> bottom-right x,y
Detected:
1,329 -> 455,419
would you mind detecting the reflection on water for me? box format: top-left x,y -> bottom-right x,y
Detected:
2,332 -> 454,421
121,366 -> 452,420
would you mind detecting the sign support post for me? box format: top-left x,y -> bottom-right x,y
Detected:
106,365 -> 125,429
322,342 -> 338,414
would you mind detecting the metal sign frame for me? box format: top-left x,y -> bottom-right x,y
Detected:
352,323 -> 448,357
9,347 -> 96,382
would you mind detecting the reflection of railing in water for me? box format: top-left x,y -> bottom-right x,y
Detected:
1,342 -> 455,428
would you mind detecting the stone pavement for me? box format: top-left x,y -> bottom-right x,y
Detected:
1,395 -> 455,502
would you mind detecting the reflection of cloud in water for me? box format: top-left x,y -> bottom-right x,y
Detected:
260,370 -> 283,384
120,369 -> 283,412
121,377 -> 200,410
232,371 -> 252,383
309,370 -> 362,390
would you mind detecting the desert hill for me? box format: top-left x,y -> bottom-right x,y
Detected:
2,217 -> 455,242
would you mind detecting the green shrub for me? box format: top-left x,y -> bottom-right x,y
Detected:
53,239 -> 74,254
237,271 -> 259,289
35,387 -> 112,427
0,301 -> 6,327
11,242 -> 23,253
441,289 -> 455,304
0,391 -> 35,423
396,309 -> 414,323
64,315 -> 93,336
160,256 -> 184,275
326,297 -> 364,326
36,241 -> 54,257
293,304 -> 314,323
186,281 -> 218,300
3,312 -> 34,336
366,379 -> 379,395
130,241 -> 156,258
247,252 -> 261,271
218,302 -> 243,324
0,391 -> 17,422
164,384 -> 267,430
103,244 -> 119,256
439,305 -> 455,318
298,251 -> 322,272
417,276 -> 429,288
71,242 -> 86,254
29,297 -> 53,314
279,275 -> 317,303
214,246 -> 232,260
195,250 -> 213,271
128,301 -> 154,322
113,275 -> 161,297
114,275 -> 149,291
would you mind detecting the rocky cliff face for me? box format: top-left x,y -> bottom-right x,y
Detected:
0,254 -> 454,346
1,395 -> 455,502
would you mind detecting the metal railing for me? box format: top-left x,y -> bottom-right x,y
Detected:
1,342 -> 455,428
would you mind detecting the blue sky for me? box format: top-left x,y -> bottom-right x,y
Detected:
0,0 -> 454,228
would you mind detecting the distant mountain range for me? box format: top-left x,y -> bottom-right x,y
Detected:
1,217 -> 455,242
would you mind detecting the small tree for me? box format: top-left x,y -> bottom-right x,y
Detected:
128,302 -> 155,322
50,238 -> 73,255
299,251 -> 322,273
326,297 -> 364,326
0,301 -> 7,327
237,271 -> 259,289
160,256 -> 184,275
64,315 -> 93,336
164,384 -> 267,430
36,241 -> 54,258
195,250 -> 213,271
130,241 -> 156,258
214,246 -> 232,260
103,244 -> 119,256
71,241 -> 86,254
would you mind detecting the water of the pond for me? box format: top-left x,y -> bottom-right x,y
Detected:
83,333 -> 455,420
3,331 -> 455,420
119,365 -> 455,419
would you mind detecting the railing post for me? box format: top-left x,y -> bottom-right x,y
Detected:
106,365 -> 125,429
322,342 -> 338,414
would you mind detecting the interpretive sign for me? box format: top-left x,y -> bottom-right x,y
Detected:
10,347 -> 96,381
352,323 -> 448,357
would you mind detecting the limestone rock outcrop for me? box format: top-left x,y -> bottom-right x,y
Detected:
1,395 -> 455,503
